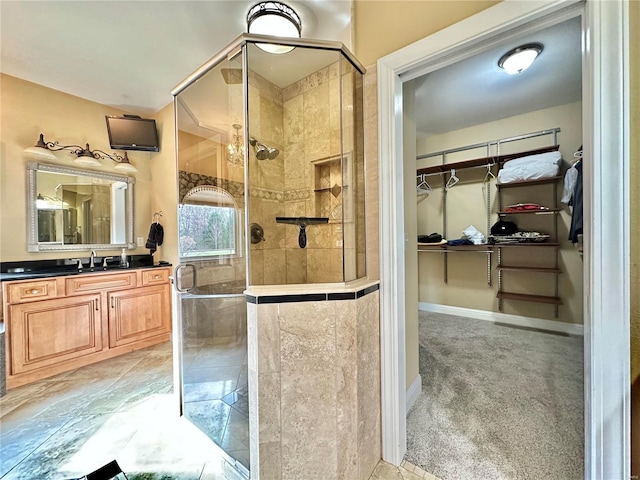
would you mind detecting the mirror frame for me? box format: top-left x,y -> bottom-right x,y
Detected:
26,162 -> 136,252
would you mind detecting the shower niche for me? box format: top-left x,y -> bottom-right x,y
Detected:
172,33 -> 370,479
312,154 -> 351,222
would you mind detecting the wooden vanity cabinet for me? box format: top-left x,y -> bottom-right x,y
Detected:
2,267 -> 171,389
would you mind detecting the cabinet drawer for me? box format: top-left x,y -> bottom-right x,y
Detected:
141,268 -> 170,286
7,280 -> 58,304
66,272 -> 136,295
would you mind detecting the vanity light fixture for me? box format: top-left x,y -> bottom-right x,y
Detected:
23,133 -> 138,172
498,43 -> 544,75
247,1 -> 301,54
227,124 -> 245,167
36,193 -> 70,210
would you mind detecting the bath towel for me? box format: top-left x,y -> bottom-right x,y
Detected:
145,222 -> 164,254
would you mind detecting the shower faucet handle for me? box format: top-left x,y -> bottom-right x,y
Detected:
298,224 -> 307,248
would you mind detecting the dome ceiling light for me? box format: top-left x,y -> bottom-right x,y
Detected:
247,1 -> 301,54
498,43 -> 544,75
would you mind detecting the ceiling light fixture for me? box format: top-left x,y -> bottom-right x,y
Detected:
227,124 -> 245,167
247,1 -> 301,54
23,133 -> 138,172
498,43 -> 544,75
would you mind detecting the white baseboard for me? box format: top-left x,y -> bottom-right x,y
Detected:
418,302 -> 584,336
406,374 -> 422,413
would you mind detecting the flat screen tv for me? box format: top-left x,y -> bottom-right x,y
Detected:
105,115 -> 159,152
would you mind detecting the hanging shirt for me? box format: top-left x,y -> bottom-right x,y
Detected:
562,162 -> 579,204
569,161 -> 583,243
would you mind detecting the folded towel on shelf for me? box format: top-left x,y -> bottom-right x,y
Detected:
497,150 -> 562,184
145,222 -> 164,255
502,151 -> 562,170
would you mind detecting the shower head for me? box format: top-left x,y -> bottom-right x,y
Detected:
250,137 -> 279,160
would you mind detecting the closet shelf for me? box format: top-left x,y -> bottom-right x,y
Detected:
497,208 -> 561,216
497,291 -> 563,305
496,176 -> 563,189
418,243 -> 493,252
493,242 -> 560,248
418,242 -> 560,251
497,265 -> 562,273
416,146 -> 559,177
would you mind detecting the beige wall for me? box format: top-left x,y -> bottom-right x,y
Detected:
353,0 -> 500,67
0,74 -> 157,262
416,102 -> 583,324
150,103 -> 178,266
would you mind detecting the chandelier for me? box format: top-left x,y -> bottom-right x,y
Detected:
227,124 -> 245,167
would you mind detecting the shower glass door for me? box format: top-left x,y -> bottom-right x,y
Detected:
173,50 -> 249,474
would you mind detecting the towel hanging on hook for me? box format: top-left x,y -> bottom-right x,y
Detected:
147,211 -> 164,255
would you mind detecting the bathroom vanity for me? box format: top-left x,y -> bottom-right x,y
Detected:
1,265 -> 171,389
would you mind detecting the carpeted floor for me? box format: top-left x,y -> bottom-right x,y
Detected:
405,312 -> 584,480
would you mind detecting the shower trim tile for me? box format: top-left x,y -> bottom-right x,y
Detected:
245,281 -> 379,304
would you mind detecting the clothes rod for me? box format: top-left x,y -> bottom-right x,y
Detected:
418,249 -> 494,253
419,162 -> 491,178
417,127 -> 561,161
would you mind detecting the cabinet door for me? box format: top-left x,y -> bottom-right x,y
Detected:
9,294 -> 102,375
108,285 -> 171,348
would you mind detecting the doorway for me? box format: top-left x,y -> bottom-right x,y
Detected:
377,1 -> 631,479
405,15 -> 584,478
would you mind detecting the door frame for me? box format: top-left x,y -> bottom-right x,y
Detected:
377,1 -> 631,478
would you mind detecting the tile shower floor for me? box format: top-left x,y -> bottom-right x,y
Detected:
0,340 -> 437,480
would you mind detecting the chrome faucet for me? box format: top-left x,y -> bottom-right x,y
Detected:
89,250 -> 97,268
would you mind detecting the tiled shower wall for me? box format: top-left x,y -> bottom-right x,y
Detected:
249,61 -> 355,285
247,289 -> 381,480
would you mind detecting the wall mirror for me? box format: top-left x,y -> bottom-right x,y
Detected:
26,162 -> 135,252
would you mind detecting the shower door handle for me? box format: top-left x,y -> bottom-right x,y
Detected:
174,264 -> 196,293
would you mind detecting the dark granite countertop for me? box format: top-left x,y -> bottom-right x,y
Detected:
1,256 -> 171,282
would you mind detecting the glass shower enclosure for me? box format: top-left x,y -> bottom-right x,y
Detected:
172,34 -> 366,476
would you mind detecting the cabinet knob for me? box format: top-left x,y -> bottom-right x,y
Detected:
31,289 -> 39,294
154,275 -> 160,279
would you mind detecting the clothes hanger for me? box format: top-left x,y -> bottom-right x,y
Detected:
152,211 -> 163,223
483,163 -> 496,184
416,174 -> 432,195
571,145 -> 583,165
445,168 -> 459,190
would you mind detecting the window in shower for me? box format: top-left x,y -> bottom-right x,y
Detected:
179,204 -> 236,257
179,185 -> 241,259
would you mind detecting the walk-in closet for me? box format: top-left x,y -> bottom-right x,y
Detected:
405,16 -> 584,480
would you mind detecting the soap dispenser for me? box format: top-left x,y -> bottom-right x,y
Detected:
119,248 -> 128,268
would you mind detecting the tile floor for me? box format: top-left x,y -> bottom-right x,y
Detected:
0,339 -> 432,480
